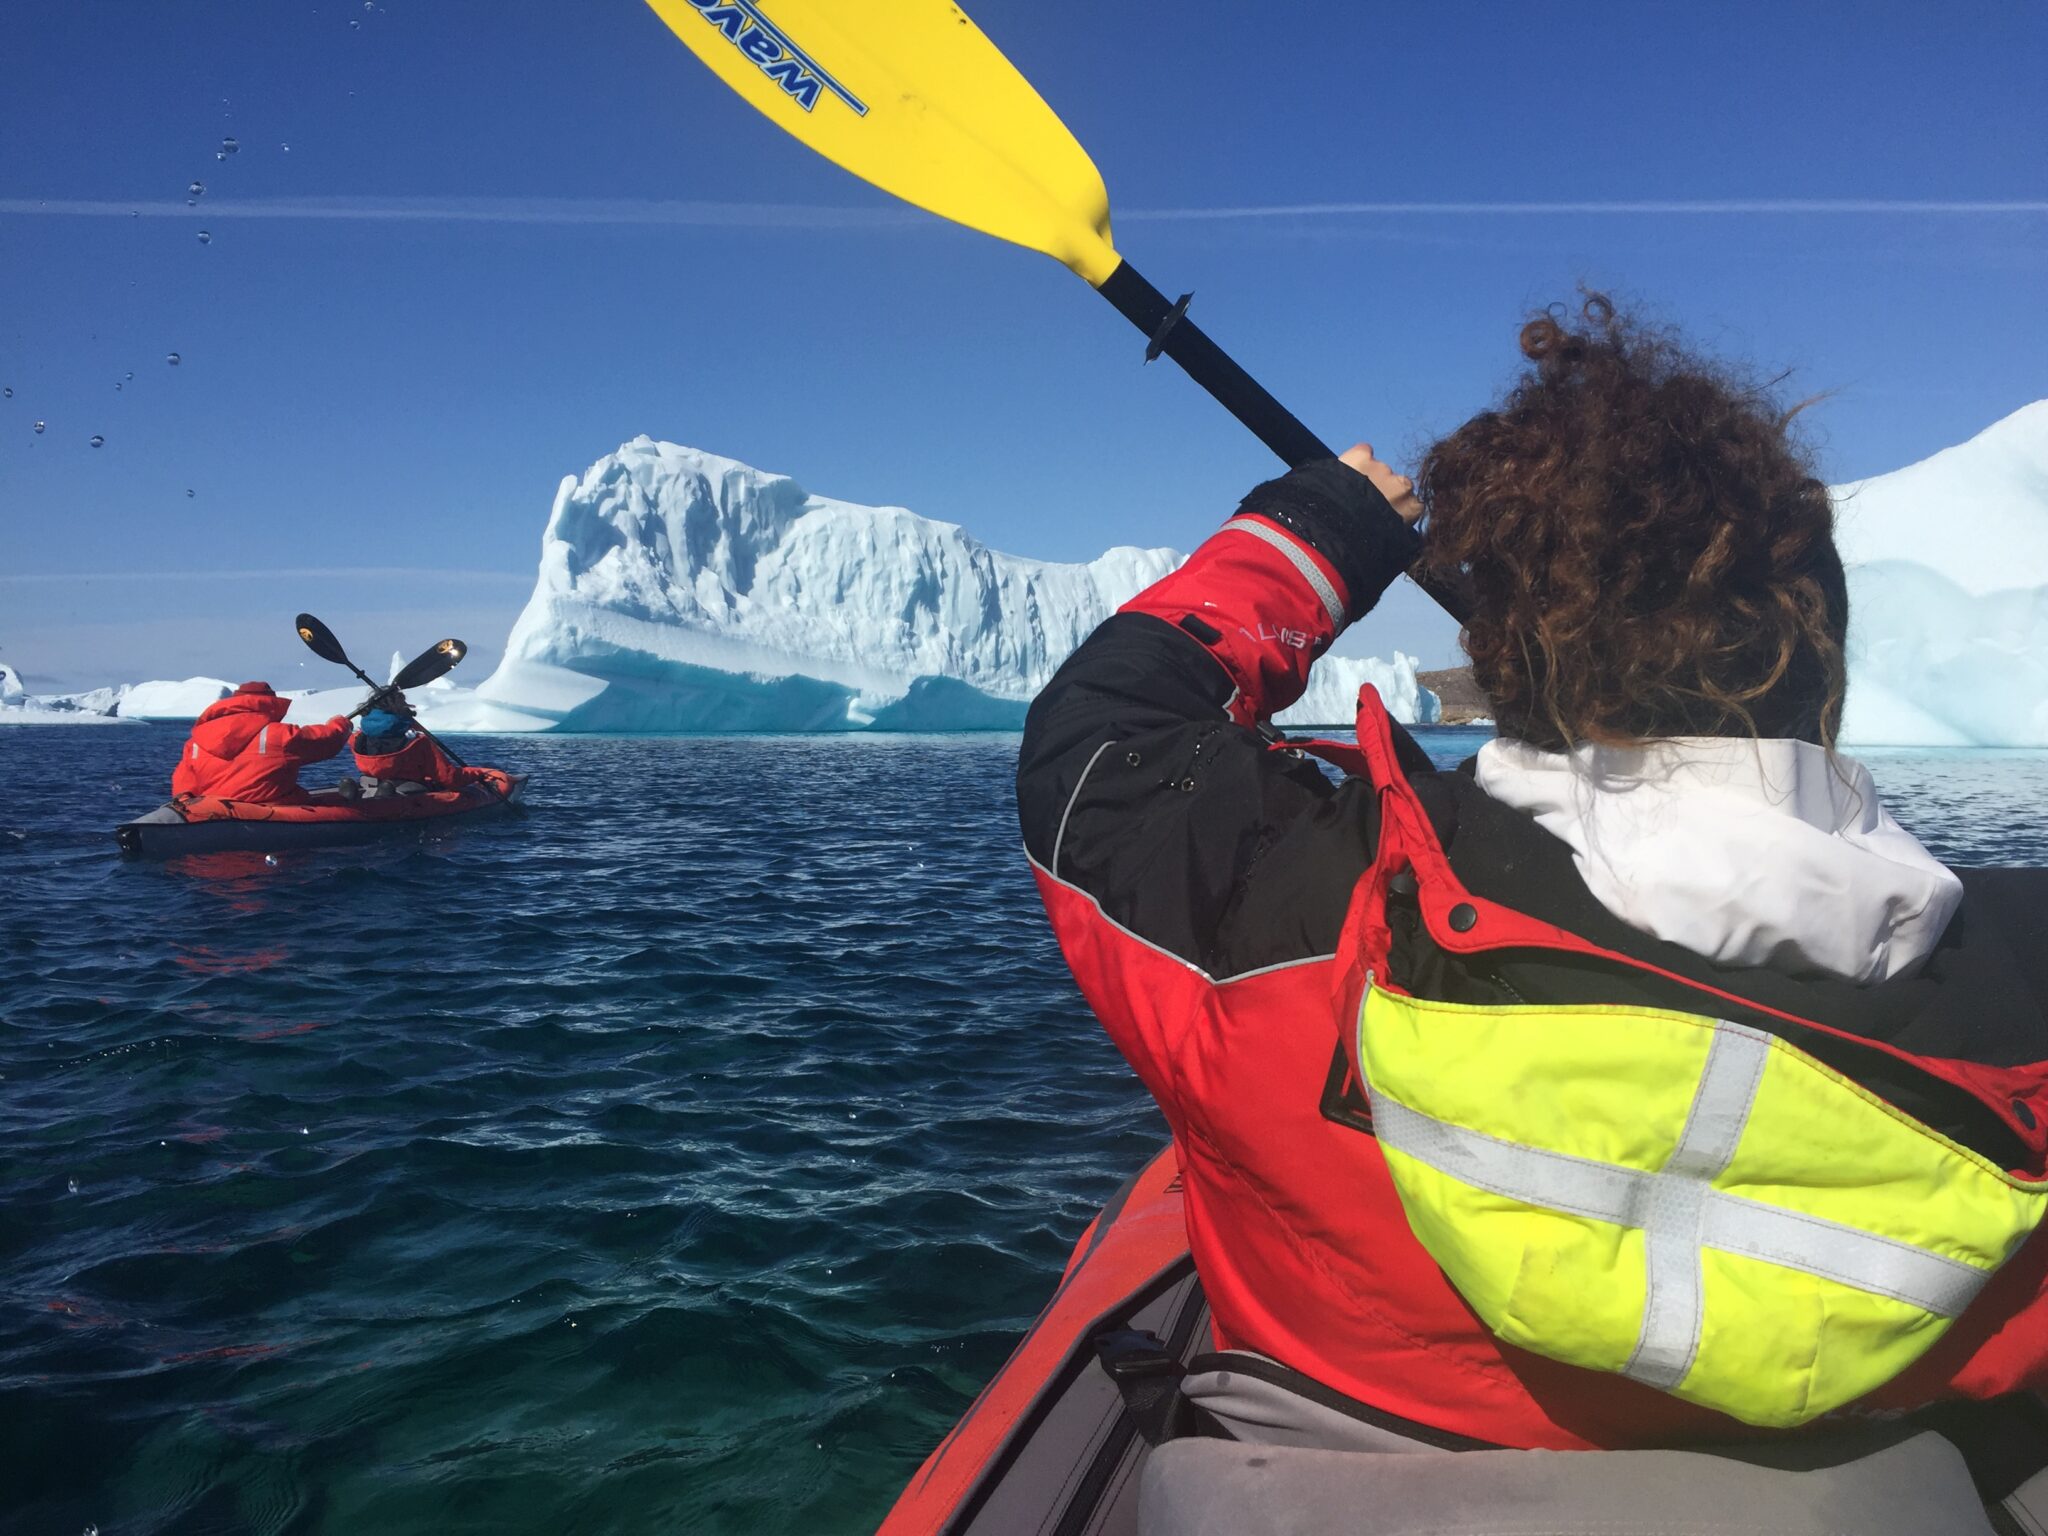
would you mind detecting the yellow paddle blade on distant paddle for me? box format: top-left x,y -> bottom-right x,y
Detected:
642,0 -> 1122,285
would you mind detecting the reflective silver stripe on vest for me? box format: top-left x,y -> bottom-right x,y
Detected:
1366,1020 -> 1993,1391
1220,516 -> 1346,629
257,725 -> 270,754
1627,1025 -> 1769,1389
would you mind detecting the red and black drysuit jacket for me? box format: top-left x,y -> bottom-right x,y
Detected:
172,692 -> 351,804
1016,458 -> 2048,1451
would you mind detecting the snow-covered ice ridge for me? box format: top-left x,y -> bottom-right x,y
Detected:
11,403 -> 2047,742
453,438 -> 1435,733
0,668 -> 229,726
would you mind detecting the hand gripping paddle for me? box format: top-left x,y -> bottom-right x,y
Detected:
642,0 -> 1465,620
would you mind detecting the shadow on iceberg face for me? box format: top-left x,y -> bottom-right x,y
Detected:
485,657 -> 1028,734
864,677 -> 1029,732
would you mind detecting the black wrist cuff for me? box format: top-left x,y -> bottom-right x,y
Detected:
1234,458 -> 1422,620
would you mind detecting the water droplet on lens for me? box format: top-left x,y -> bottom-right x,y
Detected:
350,18 -> 360,27
281,143 -> 291,153
67,1177 -> 79,1194
33,420 -> 45,434
188,180 -> 205,198
114,381 -> 122,391
89,435 -> 104,448
186,489 -> 196,498
197,230 -> 212,244
266,855 -> 280,866
2,387 -> 10,398
221,136 -> 239,155
215,151 -> 226,161
167,352 -> 181,365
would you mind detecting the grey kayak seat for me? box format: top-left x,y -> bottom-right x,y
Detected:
1138,1431 -> 2001,1536
355,775 -> 427,798
2006,1466 -> 2048,1535
1182,1352 -> 1484,1454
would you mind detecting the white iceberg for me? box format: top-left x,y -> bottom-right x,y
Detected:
0,668 -> 143,725
115,677 -> 234,720
0,664 -> 212,726
1283,655 -> 1439,729
1834,401 -> 2048,747
469,437 -> 1434,733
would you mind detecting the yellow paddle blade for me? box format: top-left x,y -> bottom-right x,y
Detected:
643,0 -> 1122,285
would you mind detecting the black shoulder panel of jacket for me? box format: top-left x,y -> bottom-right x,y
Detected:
1235,458 -> 1424,619
1018,611 -> 1444,979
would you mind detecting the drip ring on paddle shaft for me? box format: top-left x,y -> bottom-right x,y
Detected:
1145,293 -> 1194,363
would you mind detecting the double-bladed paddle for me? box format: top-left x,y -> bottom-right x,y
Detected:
642,0 -> 1466,620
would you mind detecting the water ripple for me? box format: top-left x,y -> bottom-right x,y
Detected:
3,725 -> 2044,1532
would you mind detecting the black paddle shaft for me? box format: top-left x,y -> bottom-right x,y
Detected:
1095,260 -> 1468,623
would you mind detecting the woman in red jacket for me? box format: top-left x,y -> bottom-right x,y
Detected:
350,696 -> 491,790
172,682 -> 351,804
1018,296 -> 2048,1450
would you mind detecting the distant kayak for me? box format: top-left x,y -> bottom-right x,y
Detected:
114,771 -> 526,857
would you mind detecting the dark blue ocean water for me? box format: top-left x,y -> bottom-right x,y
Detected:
5,724 -> 2048,1535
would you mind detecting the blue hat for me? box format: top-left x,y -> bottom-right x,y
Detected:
359,707 -> 408,739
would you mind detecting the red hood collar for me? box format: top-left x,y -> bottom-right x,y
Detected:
195,692 -> 292,727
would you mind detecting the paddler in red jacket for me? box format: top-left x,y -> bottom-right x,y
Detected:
1018,295 -> 2048,1451
171,682 -> 351,804
350,693 -> 491,790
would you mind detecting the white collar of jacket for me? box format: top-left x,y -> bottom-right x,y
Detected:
1473,735 -> 1962,984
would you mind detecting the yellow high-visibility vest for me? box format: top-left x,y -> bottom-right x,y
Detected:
1357,979 -> 2048,1427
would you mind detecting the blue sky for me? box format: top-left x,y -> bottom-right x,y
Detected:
3,0 -> 2044,690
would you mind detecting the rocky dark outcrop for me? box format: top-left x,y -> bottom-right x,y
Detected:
1418,666 -> 1492,725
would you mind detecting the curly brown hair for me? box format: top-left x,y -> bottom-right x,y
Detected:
1416,294 -> 1848,751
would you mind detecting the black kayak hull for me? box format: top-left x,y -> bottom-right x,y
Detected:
114,775 -> 527,858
